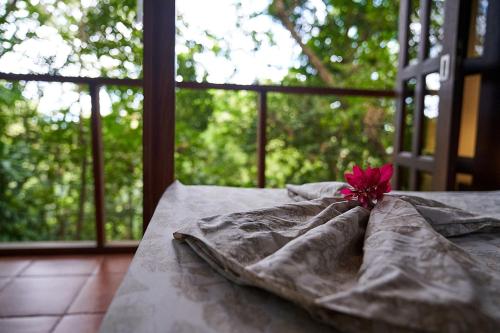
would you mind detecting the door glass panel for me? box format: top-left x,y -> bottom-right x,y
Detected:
398,167 -> 411,191
428,0 -> 445,58
408,0 -> 421,65
418,171 -> 433,190
456,173 -> 473,190
402,78 -> 417,152
421,73 -> 440,156
458,75 -> 481,158
468,0 -> 488,57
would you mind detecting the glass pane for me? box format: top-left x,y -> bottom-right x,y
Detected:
266,94 -> 395,188
0,80 -> 95,242
175,89 -> 258,187
408,0 -> 421,65
176,0 -> 399,88
428,0 -> 445,58
458,75 -> 481,158
402,78 -> 417,152
101,86 -> 143,242
398,166 -> 411,190
468,0 -> 488,57
421,73 -> 440,156
0,1 -> 142,78
456,173 -> 473,190
418,171 -> 433,191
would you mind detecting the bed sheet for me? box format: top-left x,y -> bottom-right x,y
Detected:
100,181 -> 500,333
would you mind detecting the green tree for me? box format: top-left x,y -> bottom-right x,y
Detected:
0,0 -> 399,242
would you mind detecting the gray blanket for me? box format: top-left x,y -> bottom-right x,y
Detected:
173,182 -> 500,333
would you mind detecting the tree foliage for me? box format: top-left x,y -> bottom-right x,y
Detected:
0,0 -> 398,241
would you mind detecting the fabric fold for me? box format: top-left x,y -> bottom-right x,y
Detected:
316,196 -> 500,332
173,182 -> 500,332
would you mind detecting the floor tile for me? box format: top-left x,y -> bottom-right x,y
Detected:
68,273 -> 124,313
0,316 -> 59,333
21,257 -> 100,276
0,259 -> 31,277
0,276 -> 87,316
52,314 -> 103,333
95,254 -> 132,274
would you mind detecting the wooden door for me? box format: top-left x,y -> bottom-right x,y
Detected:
393,0 -> 471,190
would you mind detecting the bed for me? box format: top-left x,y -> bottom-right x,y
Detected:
100,181 -> 500,333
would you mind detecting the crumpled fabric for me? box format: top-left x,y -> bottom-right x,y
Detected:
174,182 -> 500,333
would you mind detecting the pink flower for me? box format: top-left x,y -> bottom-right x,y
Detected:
340,164 -> 393,208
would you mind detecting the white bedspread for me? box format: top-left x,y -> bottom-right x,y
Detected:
101,181 -> 500,333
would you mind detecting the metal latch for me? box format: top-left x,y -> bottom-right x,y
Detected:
439,54 -> 450,82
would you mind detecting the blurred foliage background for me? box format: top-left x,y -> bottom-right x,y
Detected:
0,0 -> 398,241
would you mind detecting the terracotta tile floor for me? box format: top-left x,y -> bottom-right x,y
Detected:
0,254 -> 133,333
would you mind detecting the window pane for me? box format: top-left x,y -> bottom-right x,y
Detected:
408,0 -> 421,65
458,75 -> 481,158
456,173 -> 473,190
418,171 -> 433,191
0,80 -> 95,242
0,0 -> 142,78
266,94 -> 395,187
398,166 -> 411,190
402,78 -> 417,152
101,86 -> 143,242
428,0 -> 444,58
175,89 -> 258,187
468,0 -> 488,57
176,0 -> 399,87
421,73 -> 440,156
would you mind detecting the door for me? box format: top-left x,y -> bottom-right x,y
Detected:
393,0 -> 471,191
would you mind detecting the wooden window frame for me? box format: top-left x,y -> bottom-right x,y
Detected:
466,0 -> 500,190
394,0 -> 474,191
0,0 -> 397,255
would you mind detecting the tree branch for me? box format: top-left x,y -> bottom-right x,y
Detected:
272,0 -> 334,86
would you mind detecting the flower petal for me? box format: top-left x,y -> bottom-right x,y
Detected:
379,163 -> 393,183
345,173 -> 359,188
365,166 -> 380,187
340,188 -> 353,195
375,181 -> 391,199
353,165 -> 364,178
352,165 -> 367,189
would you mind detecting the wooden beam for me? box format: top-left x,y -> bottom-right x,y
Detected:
473,0 -> 500,190
0,244 -> 137,256
432,0 -> 470,190
177,81 -> 395,97
257,91 -> 267,188
0,72 -> 395,98
0,72 -> 142,86
143,0 -> 176,231
90,83 -> 106,248
393,0 -> 411,189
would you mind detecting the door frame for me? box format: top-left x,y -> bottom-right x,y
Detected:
393,0 -> 472,190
